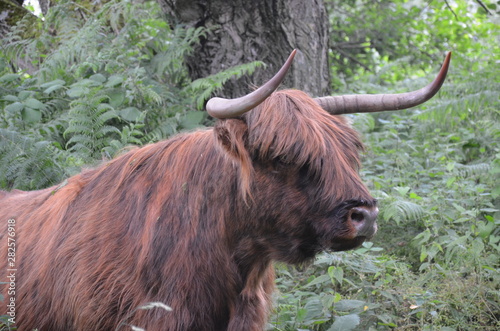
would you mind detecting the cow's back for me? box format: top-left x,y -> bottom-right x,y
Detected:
0,186 -> 68,329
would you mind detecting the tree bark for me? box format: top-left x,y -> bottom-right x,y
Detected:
0,0 -> 35,37
160,0 -> 330,98
37,0 -> 48,15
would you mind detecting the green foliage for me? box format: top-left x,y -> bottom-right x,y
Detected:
326,0 -> 499,86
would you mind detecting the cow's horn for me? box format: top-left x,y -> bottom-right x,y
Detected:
315,52 -> 451,115
206,49 -> 297,119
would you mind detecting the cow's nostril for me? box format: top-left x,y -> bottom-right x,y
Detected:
350,211 -> 365,223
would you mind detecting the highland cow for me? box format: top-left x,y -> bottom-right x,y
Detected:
0,50 -> 450,330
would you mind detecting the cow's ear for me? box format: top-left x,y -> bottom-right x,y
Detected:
214,119 -> 249,159
214,119 -> 253,202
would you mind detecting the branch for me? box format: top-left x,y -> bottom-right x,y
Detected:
333,46 -> 371,72
443,0 -> 459,20
335,40 -> 372,49
335,40 -> 369,46
474,0 -> 492,15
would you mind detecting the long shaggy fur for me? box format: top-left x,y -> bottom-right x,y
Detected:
0,90 -> 375,331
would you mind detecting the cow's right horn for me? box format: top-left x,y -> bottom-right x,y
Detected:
206,49 -> 296,119
315,52 -> 451,115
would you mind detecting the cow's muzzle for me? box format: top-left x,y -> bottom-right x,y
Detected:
348,206 -> 378,240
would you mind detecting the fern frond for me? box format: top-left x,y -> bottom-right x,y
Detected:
455,163 -> 491,178
0,129 -> 72,190
64,88 -> 120,159
141,116 -> 180,143
382,199 -> 426,225
188,61 -> 264,109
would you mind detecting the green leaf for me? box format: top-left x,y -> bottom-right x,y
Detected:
18,91 -> 32,101
303,298 -> 325,322
0,73 -> 21,83
89,73 -> 107,83
67,86 -> 89,98
379,322 -> 398,327
420,246 -> 428,262
21,108 -> 42,123
40,79 -> 66,88
477,221 -> 495,239
295,307 -> 307,322
334,300 -> 365,312
328,266 -> 343,285
179,111 -> 206,130
107,89 -> 126,108
409,192 -> 422,200
328,314 -> 360,331
24,98 -> 46,110
5,102 -> 24,113
105,74 -> 124,87
305,274 -> 331,287
394,187 -> 410,196
3,95 -> 19,102
120,107 -> 142,122
44,84 -> 65,94
383,199 -> 425,224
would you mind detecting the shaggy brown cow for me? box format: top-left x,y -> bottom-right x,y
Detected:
0,50 -> 450,331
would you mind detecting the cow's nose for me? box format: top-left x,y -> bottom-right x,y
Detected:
348,206 -> 378,239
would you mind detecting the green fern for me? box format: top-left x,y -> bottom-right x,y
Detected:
0,129 -> 72,190
454,162 -> 491,178
103,121 -> 145,158
188,61 -> 265,109
382,199 -> 426,225
64,90 -> 120,159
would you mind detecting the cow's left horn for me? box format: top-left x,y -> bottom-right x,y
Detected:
315,52 -> 451,115
206,49 -> 296,119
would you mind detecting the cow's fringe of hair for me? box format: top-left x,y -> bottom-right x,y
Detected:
244,89 -> 368,206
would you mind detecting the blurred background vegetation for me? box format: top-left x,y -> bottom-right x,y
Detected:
1,0 -> 499,330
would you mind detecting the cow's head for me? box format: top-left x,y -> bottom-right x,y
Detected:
207,50 -> 450,262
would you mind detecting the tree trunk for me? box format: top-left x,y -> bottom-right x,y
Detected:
160,0 -> 330,98
0,0 -> 36,37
